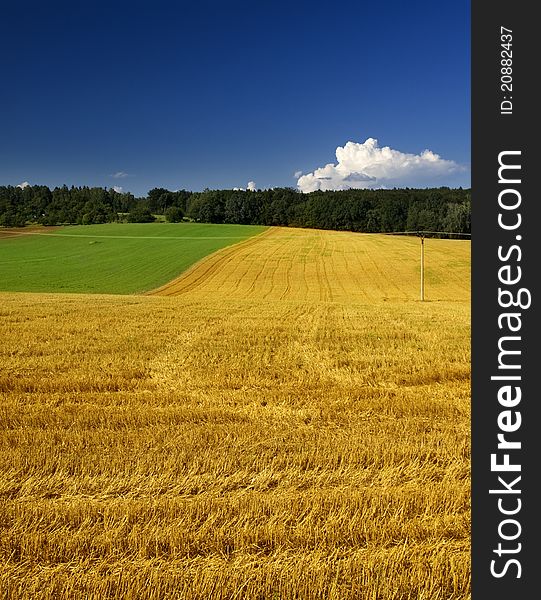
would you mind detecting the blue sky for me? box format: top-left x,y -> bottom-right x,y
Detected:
1,1 -> 470,196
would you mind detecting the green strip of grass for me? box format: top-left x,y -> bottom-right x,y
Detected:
0,223 -> 267,294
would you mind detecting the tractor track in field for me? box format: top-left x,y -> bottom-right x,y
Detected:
0,226 -> 61,239
146,228 -> 277,297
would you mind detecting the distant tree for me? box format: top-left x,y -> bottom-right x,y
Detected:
148,188 -> 175,214
0,209 -> 25,227
443,198 -> 471,233
127,205 -> 155,223
165,206 -> 184,222
225,192 -> 262,224
187,191 -> 225,223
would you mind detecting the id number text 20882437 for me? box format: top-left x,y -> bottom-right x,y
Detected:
500,26 -> 513,115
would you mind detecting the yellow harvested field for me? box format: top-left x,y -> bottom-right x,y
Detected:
151,227 -> 470,302
0,227 -> 471,599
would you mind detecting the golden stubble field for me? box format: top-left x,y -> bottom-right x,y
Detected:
0,228 -> 471,599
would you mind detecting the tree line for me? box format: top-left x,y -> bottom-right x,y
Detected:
0,184 -> 470,234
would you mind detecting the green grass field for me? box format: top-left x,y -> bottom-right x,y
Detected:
0,223 -> 267,294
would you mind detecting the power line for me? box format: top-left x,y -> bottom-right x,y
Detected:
381,230 -> 471,237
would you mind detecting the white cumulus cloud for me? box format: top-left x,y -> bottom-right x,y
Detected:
112,186 -> 124,193
296,137 -> 465,192
17,181 -> 30,189
233,181 -> 257,192
294,170 -> 303,179
111,171 -> 129,179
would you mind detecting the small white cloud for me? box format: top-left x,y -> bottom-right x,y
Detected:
294,170 -> 303,179
297,137 -> 465,192
111,171 -> 129,179
17,181 -> 30,189
233,181 -> 258,191
113,186 -> 124,193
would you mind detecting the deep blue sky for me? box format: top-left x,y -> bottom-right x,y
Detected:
1,1 -> 470,196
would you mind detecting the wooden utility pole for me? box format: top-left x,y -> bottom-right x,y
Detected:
382,230 -> 471,301
420,235 -> 425,301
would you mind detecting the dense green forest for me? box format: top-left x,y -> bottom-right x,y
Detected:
0,185 -> 470,234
